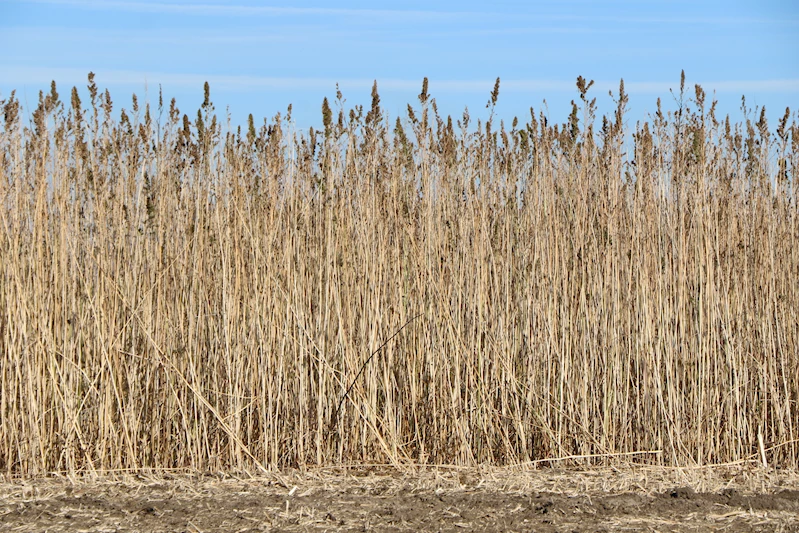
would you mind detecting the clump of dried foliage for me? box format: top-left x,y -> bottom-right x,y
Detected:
1,71 -> 797,476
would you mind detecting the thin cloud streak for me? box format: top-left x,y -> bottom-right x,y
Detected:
2,67 -> 799,96
18,0 -> 485,19
0,25 -> 323,45
20,0 -> 795,25
1,25 -> 605,46
617,80 -> 799,94
572,15 -> 799,25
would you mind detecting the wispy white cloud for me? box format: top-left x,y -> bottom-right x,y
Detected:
17,0 -> 485,19
0,25 -> 324,45
2,66 -> 798,95
702,80 -> 799,93
562,14 -> 799,25
0,24 -> 609,49
612,80 -> 799,94
0,67 -> 566,92
0,66 -> 337,90
15,0 -> 798,25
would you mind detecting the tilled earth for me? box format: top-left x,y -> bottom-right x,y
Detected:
1,465 -> 798,532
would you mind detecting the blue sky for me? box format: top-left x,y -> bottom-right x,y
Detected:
1,0 -> 797,132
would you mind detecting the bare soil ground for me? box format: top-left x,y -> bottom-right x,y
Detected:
2,465 -> 798,532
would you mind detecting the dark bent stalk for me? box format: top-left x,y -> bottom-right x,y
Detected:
331,313 -> 422,432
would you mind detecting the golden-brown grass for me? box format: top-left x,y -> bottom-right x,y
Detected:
0,73 -> 797,476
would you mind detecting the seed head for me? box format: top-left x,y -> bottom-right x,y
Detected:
419,77 -> 429,105
487,77 -> 500,108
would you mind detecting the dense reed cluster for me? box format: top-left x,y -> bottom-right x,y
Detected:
1,72 -> 797,476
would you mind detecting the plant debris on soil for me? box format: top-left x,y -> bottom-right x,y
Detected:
1,465 -> 798,532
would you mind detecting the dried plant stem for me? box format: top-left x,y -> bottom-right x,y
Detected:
0,74 -> 797,476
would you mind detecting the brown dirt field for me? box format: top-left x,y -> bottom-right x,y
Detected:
1,465 -> 798,532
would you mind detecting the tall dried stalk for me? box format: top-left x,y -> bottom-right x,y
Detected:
0,73 -> 797,476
